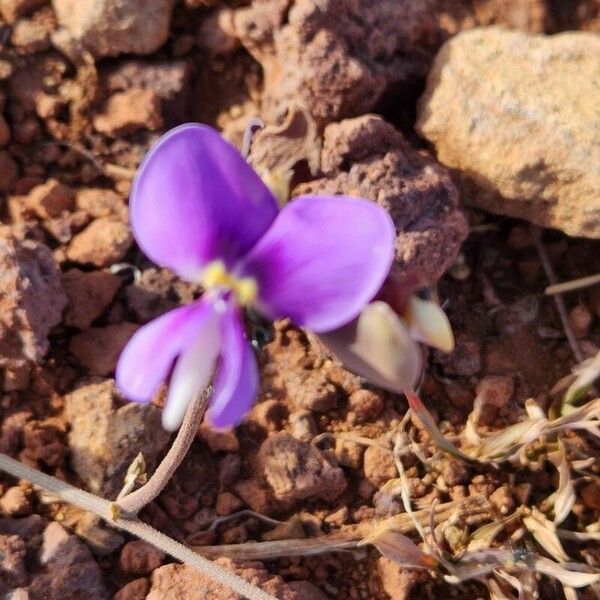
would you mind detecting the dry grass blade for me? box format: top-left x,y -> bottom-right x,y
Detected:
195,535 -> 359,560
487,576 -> 518,600
495,569 -> 526,600
527,556 -> 600,588
444,548 -> 513,583
560,351 -> 600,406
550,444 -> 575,525
523,509 -> 569,562
406,392 -> 476,463
475,418 -> 547,461
556,528 -> 600,542
467,509 -> 526,551
360,529 -> 439,570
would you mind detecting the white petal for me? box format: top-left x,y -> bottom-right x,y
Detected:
407,295 -> 454,353
162,310 -> 222,431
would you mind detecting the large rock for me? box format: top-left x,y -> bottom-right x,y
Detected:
233,0 -> 439,124
64,379 -> 170,499
0,227 -> 67,387
416,27 -> 600,238
295,115 -> 467,284
259,432 -> 347,506
51,0 -> 175,58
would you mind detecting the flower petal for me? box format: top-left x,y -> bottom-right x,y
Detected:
130,124 -> 279,279
318,301 -> 422,393
162,302 -> 223,431
208,305 -> 259,428
116,300 -> 215,404
240,195 -> 395,332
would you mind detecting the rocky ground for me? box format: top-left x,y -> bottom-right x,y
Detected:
0,0 -> 600,599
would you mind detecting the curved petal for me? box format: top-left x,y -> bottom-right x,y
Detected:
130,124 -> 278,279
207,306 -> 259,428
162,302 -> 223,431
318,301 -> 422,393
240,195 -> 395,332
116,300 -> 216,404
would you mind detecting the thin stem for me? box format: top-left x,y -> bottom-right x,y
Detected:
0,452 -> 276,600
531,227 -> 584,363
545,273 -> 600,296
117,390 -> 209,516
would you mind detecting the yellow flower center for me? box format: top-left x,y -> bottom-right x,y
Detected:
200,260 -> 257,306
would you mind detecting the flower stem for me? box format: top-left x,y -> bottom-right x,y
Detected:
117,389 -> 209,516
0,452 -> 275,600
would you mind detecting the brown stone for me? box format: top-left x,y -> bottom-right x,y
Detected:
0,0 -> 47,23
363,445 -> 397,487
75,187 -> 127,219
69,322 -> 139,376
0,114 -> 10,147
259,432 -> 347,505
119,540 -> 164,575
93,89 -> 163,136
0,487 -> 31,517
64,379 -> 170,498
417,28 -> 600,238
296,115 -> 467,284
0,534 -> 27,587
25,179 -> 74,219
0,151 -> 19,193
115,578 -> 150,600
62,268 -> 121,329
52,0 -> 175,58
67,217 -> 133,267
0,228 -> 66,386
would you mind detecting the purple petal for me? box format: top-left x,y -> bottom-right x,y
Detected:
207,305 -> 259,428
240,195 -> 396,333
116,299 -> 218,404
130,124 -> 278,279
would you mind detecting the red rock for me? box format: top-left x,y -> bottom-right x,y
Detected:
114,578 -> 150,600
198,423 -> 239,453
159,489 -> 199,520
30,525 -> 107,599
0,534 -> 27,587
476,375 -> 514,408
43,209 -> 91,243
62,268 -> 121,329
119,540 -> 164,575
0,0 -> 47,24
147,562 -> 241,600
296,115 -> 467,284
64,379 -> 170,498
378,557 -> 425,600
93,89 -> 163,136
67,217 -> 132,267
20,418 -> 67,469
11,16 -> 52,53
363,445 -> 397,487
218,453 -> 241,487
215,491 -> 243,516
101,59 -> 192,125
69,322 -> 138,375
347,389 -> 384,423
259,432 -> 347,505
233,0 -> 437,124
75,187 -> 127,219
34,92 -> 66,119
0,114 -> 10,147
232,479 -> 271,514
0,151 -> 19,193
198,8 -> 240,56
52,0 -> 175,58
0,487 -> 31,517
0,227 -> 67,388
25,179 -> 74,219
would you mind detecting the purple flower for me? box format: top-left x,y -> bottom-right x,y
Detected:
116,124 -> 395,431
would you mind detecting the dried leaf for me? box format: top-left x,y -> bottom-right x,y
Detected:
523,509 -> 569,562
550,445 -> 575,526
495,570 -> 526,600
528,556 -> 600,588
563,351 -> 600,406
363,529 -> 439,570
487,577 -> 517,600
406,392 -> 476,463
468,509 -> 525,551
476,418 -> 547,461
